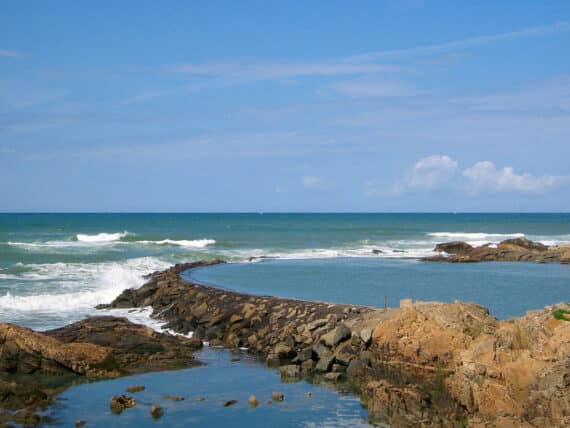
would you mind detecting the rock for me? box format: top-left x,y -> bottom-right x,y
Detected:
427,238 -> 568,264
498,237 -> 548,252
248,395 -> 259,407
109,395 -> 136,414
346,358 -> 369,379
293,346 -> 313,362
371,249 -> 383,254
334,342 -> 356,365
332,363 -> 346,373
324,372 -> 343,382
301,359 -> 315,372
126,385 -> 145,393
367,380 -> 431,426
163,394 -> 184,401
315,354 -> 335,372
271,391 -> 284,402
150,405 -> 163,419
223,399 -> 237,407
306,318 -> 328,331
279,364 -> 301,379
270,341 -> 295,361
434,241 -> 474,255
359,328 -> 373,346
322,324 -> 351,348
75,420 -> 87,428
312,343 -> 331,359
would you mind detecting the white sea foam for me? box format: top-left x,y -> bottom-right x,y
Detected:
76,231 -> 129,242
102,306 -> 193,337
223,245 -> 437,262
428,232 -> 525,240
136,239 -> 216,248
0,257 -> 170,315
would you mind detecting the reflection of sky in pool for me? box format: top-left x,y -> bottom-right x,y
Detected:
51,348 -> 376,428
187,258 -> 570,319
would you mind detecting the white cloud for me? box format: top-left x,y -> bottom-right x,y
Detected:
407,155 -> 458,190
463,161 -> 565,194
302,175 -> 322,189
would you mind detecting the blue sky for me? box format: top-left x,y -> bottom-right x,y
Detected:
1,1 -> 569,212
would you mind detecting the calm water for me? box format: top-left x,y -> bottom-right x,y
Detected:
188,258 -> 570,319
51,348 -> 373,428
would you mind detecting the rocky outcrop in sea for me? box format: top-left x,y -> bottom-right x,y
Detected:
425,237 -> 570,263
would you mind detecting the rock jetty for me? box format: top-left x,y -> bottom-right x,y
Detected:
98,261 -> 570,427
425,237 -> 570,263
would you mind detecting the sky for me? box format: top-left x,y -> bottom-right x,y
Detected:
1,1 -> 569,212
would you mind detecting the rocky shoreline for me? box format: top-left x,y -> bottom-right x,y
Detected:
424,237 -> 570,263
0,316 -> 202,426
1,259 -> 569,427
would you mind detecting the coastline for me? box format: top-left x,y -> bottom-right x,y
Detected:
1,249 -> 569,427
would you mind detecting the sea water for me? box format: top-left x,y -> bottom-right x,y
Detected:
1,213 -> 568,328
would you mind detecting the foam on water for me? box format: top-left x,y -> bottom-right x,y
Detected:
428,232 -> 526,240
76,231 -> 129,242
136,238 -> 216,248
0,257 -> 171,329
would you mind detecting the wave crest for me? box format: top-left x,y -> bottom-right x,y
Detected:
137,239 -> 216,248
76,231 -> 129,243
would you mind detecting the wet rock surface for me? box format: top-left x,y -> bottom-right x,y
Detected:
427,237 -> 570,263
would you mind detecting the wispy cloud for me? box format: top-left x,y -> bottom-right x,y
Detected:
167,61 -> 399,80
346,21 -> 570,61
302,175 -> 323,189
120,90 -> 175,105
0,49 -> 24,58
329,79 -> 427,98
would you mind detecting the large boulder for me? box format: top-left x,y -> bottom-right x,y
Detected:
498,237 -> 548,252
434,241 -> 473,255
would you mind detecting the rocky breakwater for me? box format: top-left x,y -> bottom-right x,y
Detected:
425,237 -> 570,263
100,261 -> 570,427
0,316 -> 201,426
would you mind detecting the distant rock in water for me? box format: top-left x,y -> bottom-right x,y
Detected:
428,237 -> 570,264
434,241 -> 473,255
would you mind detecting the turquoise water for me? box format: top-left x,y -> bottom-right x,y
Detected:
51,348 -> 372,428
0,213 -> 569,328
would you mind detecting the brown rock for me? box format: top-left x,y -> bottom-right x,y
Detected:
109,395 -> 136,414
150,405 -> 163,419
271,391 -> 284,402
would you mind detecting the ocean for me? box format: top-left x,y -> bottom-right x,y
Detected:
1,213 -> 569,330
1,213 -> 569,426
